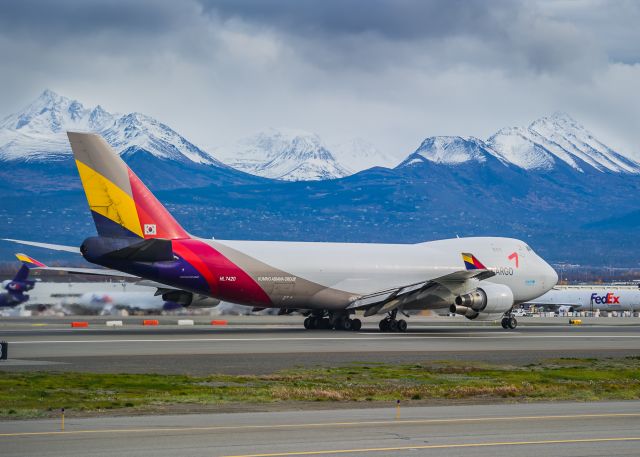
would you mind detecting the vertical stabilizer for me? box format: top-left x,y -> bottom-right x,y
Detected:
67,132 -> 189,240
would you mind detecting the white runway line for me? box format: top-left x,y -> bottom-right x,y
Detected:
0,324 -> 636,333
9,334 -> 640,344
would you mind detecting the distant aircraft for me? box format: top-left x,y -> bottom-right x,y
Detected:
11,254 -> 195,315
72,291 -> 183,315
4,132 -> 557,330
0,254 -> 43,308
526,286 -> 640,313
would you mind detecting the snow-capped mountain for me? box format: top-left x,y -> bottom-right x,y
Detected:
0,90 -> 223,166
488,112 -> 640,173
399,113 -> 640,174
398,136 -> 508,167
331,138 -> 399,172
215,128 -> 351,181
2,91 -> 638,184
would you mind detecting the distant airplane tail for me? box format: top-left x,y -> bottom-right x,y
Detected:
10,264 -> 31,284
67,132 -> 190,240
2,254 -> 38,300
15,253 -> 46,269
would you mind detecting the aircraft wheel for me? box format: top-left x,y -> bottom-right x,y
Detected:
397,319 -> 407,332
303,317 -> 313,329
351,318 -> 362,331
334,317 -> 346,330
379,319 -> 389,332
342,318 -> 353,331
501,318 -> 509,329
508,317 -> 518,330
388,319 -> 399,332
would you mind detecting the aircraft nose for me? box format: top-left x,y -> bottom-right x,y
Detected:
543,262 -> 558,288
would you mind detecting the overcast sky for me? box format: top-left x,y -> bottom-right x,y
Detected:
1,0 -> 639,159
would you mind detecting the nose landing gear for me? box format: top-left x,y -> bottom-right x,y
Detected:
501,314 -> 518,330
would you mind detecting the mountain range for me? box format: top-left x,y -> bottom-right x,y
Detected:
400,113 -> 640,175
0,90 -> 639,267
3,90 -> 638,181
0,90 -> 397,181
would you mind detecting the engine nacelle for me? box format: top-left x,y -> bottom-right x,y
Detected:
449,304 -> 479,319
162,290 -> 221,308
454,283 -> 514,318
190,294 -> 221,308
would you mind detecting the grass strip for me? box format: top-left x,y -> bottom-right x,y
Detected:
1,356 -> 640,419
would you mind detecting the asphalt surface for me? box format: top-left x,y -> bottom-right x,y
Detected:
2,401 -> 640,457
0,316 -> 639,374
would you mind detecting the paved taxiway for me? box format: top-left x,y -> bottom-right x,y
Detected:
1,316 -> 639,374
2,401 -> 640,457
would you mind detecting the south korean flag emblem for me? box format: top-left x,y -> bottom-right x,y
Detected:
144,224 -> 157,236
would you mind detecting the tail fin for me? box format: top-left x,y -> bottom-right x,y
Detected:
15,253 -> 46,269
11,264 -> 31,283
462,252 -> 487,270
67,132 -> 189,240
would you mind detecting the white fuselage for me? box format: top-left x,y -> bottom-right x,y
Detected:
212,236 -> 557,310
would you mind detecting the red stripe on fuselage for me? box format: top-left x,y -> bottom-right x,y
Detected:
172,239 -> 272,307
171,241 -> 218,296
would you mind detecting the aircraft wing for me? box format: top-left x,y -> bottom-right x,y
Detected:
4,239 -> 80,253
526,299 -> 580,308
347,269 -> 495,315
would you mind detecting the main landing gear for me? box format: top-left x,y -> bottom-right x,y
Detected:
303,312 -> 362,331
501,314 -> 518,330
378,310 -> 407,333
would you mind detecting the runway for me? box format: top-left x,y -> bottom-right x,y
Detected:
1,316 -> 639,374
2,401 -> 639,456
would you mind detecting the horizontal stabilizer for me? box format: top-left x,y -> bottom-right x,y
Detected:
4,239 -> 80,253
136,280 -> 181,291
23,266 -> 138,278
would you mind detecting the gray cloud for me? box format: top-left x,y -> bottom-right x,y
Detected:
0,0 -> 191,37
200,0 -> 611,75
203,0 -> 514,40
0,0 -> 638,159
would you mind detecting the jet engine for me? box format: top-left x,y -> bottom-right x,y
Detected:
450,283 -> 514,320
161,290 -> 221,308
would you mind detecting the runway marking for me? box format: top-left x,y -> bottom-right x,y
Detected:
0,412 -> 638,438
8,334 -> 640,344
222,437 -> 640,457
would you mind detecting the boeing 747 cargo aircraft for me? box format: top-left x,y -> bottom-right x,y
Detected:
4,132 -> 557,331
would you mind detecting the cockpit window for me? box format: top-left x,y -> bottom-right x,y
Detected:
525,245 -> 533,252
